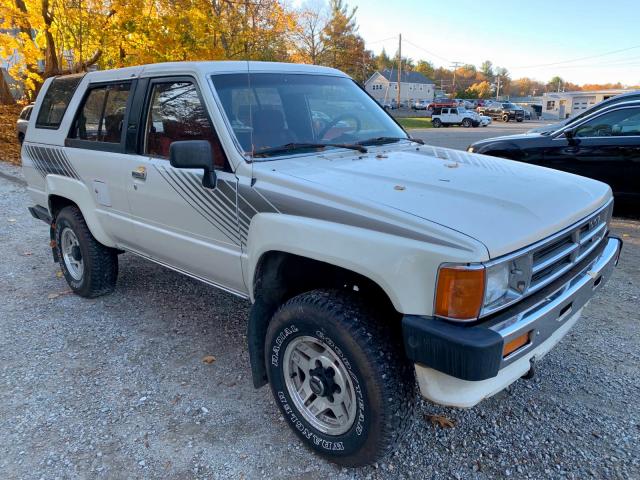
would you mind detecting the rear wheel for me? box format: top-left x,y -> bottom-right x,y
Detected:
55,206 -> 118,298
432,118 -> 442,128
18,132 -> 25,144
265,289 -> 416,467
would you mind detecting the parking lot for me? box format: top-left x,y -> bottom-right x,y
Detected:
1,137 -> 639,479
409,119 -> 542,150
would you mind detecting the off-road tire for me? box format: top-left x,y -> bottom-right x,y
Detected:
502,114 -> 510,122
516,118 -> 523,123
462,118 -> 472,128
432,118 -> 442,128
265,289 -> 416,467
55,205 -> 118,298
18,132 -> 25,144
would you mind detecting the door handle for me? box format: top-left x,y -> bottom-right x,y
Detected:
132,166 -> 147,180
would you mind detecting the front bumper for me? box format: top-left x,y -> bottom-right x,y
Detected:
403,236 -> 622,407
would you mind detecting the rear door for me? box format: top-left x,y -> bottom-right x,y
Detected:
121,76 -> 245,293
64,80 -> 137,246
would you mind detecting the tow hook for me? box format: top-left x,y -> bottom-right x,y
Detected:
522,357 -> 536,380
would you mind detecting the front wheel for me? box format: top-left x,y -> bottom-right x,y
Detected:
462,118 -> 472,128
502,114 -> 510,122
265,290 -> 416,467
55,205 -> 118,298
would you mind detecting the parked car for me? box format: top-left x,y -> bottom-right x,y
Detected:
478,113 -> 492,127
529,90 -> 640,134
22,62 -> 621,467
411,99 -> 430,110
477,102 -> 524,122
431,107 -> 480,128
468,100 -> 640,203
16,104 -> 33,144
428,97 -> 457,109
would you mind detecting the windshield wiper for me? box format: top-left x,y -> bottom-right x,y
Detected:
252,142 -> 367,157
356,136 -> 424,146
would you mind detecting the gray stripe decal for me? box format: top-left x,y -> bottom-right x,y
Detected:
157,167 -> 240,245
164,170 -> 240,242
53,148 -> 75,178
257,187 -> 465,249
177,172 -> 241,239
26,146 -> 46,178
159,169 -> 239,244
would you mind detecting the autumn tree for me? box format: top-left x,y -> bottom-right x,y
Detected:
292,0 -> 328,64
414,59 -> 435,80
467,81 -> 492,98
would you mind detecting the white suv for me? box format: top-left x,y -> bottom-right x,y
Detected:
22,61 -> 621,467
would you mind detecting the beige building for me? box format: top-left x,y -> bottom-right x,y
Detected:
541,89 -> 635,120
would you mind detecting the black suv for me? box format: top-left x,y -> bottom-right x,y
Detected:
477,102 -> 524,122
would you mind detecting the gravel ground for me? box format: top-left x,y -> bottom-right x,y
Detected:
1,160 -> 639,479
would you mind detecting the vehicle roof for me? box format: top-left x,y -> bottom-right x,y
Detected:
80,61 -> 348,83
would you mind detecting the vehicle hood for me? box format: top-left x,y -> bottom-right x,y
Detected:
471,132 -> 547,148
256,145 -> 611,258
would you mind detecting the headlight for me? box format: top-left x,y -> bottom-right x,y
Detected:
435,255 -> 532,321
484,263 -> 509,305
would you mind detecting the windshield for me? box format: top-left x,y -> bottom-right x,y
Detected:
210,73 -> 407,158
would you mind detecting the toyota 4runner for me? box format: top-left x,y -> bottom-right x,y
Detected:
22,61 -> 621,467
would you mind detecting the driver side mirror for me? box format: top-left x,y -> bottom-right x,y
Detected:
563,127 -> 579,145
169,140 -> 217,189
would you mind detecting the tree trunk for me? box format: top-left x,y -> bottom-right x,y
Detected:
0,73 -> 16,105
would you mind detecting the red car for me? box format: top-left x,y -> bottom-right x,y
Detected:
427,98 -> 457,109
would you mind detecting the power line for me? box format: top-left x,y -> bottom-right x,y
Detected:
514,44 -> 640,69
402,37 -> 451,63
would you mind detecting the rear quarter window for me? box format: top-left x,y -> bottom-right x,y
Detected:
36,74 -> 84,129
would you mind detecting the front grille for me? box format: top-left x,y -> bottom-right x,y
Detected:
481,200 -> 613,317
528,203 -> 611,292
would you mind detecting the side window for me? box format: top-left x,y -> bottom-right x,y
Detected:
69,82 -> 131,143
144,81 -> 227,169
36,74 -> 83,129
575,107 -> 640,138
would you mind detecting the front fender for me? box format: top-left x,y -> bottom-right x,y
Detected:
244,213 -> 487,315
45,175 -> 115,248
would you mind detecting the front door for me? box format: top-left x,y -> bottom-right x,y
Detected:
123,77 -> 245,294
544,105 -> 640,199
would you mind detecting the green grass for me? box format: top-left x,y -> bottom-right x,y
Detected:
396,117 -> 433,129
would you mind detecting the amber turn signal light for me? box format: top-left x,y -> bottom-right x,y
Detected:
503,331 -> 531,357
434,266 -> 485,321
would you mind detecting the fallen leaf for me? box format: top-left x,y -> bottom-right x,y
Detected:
425,413 -> 456,429
394,185 -> 406,191
56,271 -> 63,278
7,218 -> 16,223
202,355 -> 216,364
445,162 -> 459,168
47,290 -> 73,300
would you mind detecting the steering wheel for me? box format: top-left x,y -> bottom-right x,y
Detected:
593,124 -> 612,137
318,114 -> 361,140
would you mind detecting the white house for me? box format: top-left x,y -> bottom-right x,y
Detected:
541,89 -> 635,120
365,69 -> 435,104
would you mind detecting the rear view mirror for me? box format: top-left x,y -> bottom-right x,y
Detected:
169,140 -> 217,189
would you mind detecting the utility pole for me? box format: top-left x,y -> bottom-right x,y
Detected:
496,76 -> 501,99
450,61 -> 462,96
397,33 -> 402,106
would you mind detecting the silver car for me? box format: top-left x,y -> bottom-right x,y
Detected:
16,104 -> 33,144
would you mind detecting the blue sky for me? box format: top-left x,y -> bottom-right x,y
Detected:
318,0 -> 640,85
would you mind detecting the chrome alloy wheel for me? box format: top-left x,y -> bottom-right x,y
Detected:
283,335 -> 357,436
61,227 -> 84,281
